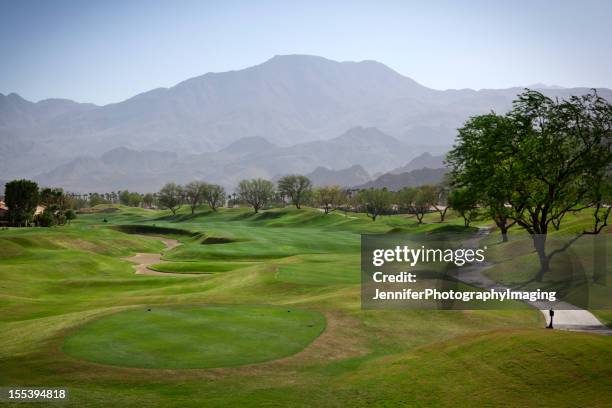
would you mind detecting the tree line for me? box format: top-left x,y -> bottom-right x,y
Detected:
0,174 -> 482,229
3,90 -> 609,285
153,175 -> 461,224
2,180 -> 76,227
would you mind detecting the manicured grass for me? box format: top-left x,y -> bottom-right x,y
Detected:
63,305 -> 325,368
0,205 -> 610,407
275,254 -> 361,285
149,261 -> 257,274
482,216 -> 612,313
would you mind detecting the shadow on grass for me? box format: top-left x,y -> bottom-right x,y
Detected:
111,224 -> 198,237
152,211 -> 215,223
230,210 -> 285,222
201,237 -> 237,245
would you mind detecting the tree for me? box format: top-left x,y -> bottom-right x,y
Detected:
447,113 -> 517,241
398,186 -> 435,224
65,209 -> 77,224
238,179 -> 275,213
5,179 -> 39,227
142,193 -> 154,208
432,181 -> 451,222
448,90 -> 612,280
204,183 -> 226,211
36,210 -> 54,227
356,188 -> 393,221
128,192 -> 142,207
584,173 -> 612,235
277,175 -> 312,209
119,190 -> 131,206
88,193 -> 108,207
39,187 -> 71,226
508,91 -> 611,278
448,187 -> 479,227
158,183 -> 183,215
314,185 -> 347,214
184,181 -> 207,214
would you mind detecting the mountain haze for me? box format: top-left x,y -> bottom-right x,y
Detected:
306,165 -> 371,187
2,54 -> 610,191
390,152 -> 446,174
355,167 -> 447,191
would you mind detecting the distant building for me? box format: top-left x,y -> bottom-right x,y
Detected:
0,201 -> 8,223
0,201 -> 45,221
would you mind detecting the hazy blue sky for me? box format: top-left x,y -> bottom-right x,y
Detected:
1,0 -> 611,105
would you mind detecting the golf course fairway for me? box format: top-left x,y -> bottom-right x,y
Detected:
63,305 -> 325,368
1,206 -> 610,406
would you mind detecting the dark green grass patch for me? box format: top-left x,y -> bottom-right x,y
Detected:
201,236 -> 236,245
62,305 -> 325,369
149,261 -> 256,274
112,224 -> 198,237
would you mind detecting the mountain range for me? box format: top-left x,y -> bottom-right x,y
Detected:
389,152 -> 446,174
2,54 -> 610,192
355,167 -> 447,191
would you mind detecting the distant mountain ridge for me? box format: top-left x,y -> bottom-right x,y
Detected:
389,152 -> 446,174
3,54 -> 611,191
36,127 -> 416,192
221,136 -> 278,156
306,165 -> 371,187
355,167 -> 447,191
0,92 -> 96,127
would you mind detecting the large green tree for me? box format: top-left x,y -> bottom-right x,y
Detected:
119,190 -> 131,206
203,183 -> 226,212
5,179 -> 39,227
238,179 -> 275,213
448,90 -> 612,279
158,183 -> 183,215
39,187 -> 71,226
398,186 -> 435,224
128,192 -> 142,208
447,113 -> 517,240
277,175 -> 312,209
314,185 -> 347,214
356,188 -> 393,221
184,181 -> 207,214
447,187 -> 479,227
142,193 -> 155,208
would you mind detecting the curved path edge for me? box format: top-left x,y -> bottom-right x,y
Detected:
123,235 -> 199,277
455,228 -> 612,336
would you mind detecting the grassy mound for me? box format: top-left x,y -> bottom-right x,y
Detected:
63,305 -> 325,368
2,205 -> 610,406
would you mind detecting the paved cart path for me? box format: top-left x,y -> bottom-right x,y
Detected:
455,228 -> 612,335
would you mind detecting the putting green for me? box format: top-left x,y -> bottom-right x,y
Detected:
63,305 -> 325,369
